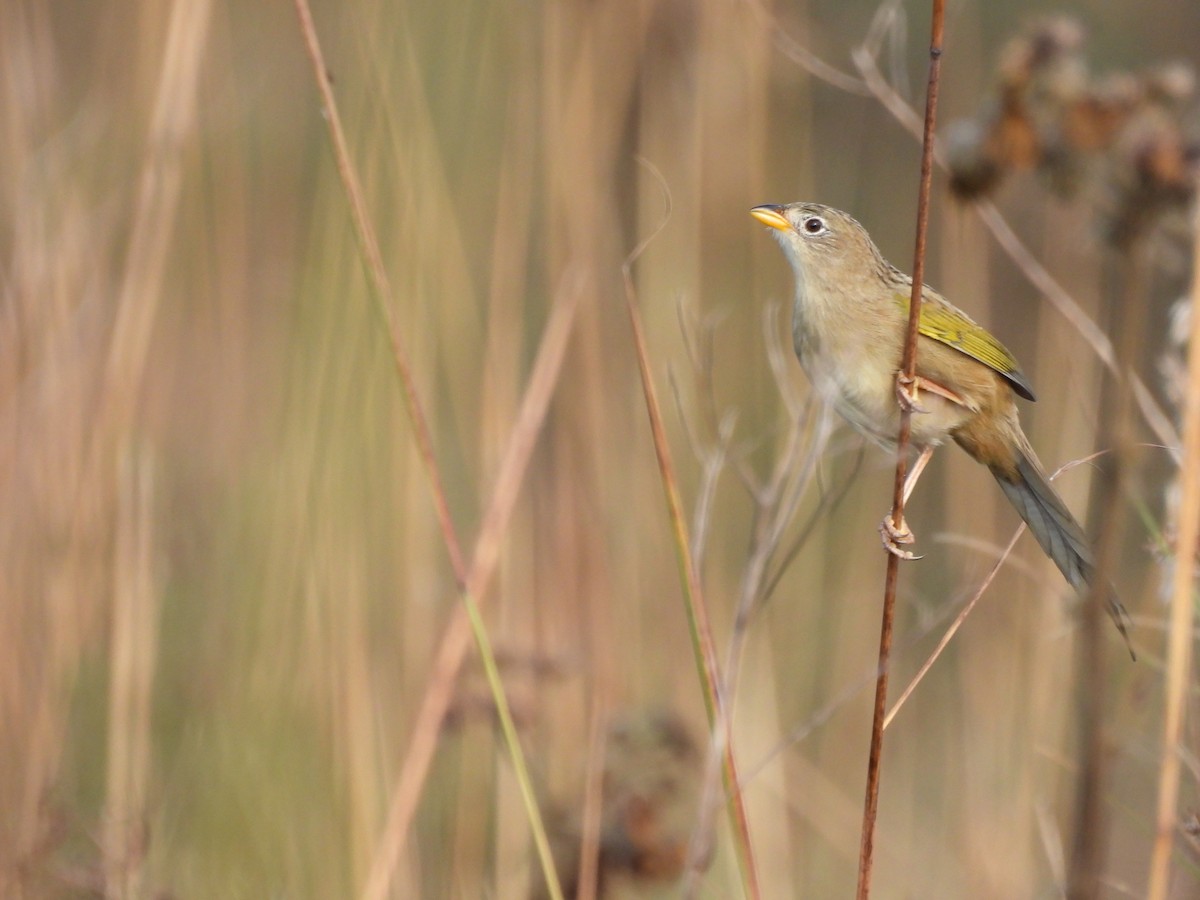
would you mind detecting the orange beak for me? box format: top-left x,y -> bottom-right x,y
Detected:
750,205 -> 790,231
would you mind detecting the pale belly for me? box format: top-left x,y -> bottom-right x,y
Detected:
800,347 -> 971,451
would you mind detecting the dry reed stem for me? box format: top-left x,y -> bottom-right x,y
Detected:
290,3 -> 585,895
1147,192 -> 1200,899
0,0 -> 208,880
682,316 -> 828,893
361,271 -> 584,900
103,445 -> 158,899
621,162 -> 760,899
858,3 -> 944,897
290,0 -> 468,587
92,5 -> 210,890
101,0 -> 212,430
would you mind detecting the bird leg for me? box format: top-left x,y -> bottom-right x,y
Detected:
880,445 -> 936,560
895,372 -> 966,414
901,444 -> 935,505
882,371 -> 960,558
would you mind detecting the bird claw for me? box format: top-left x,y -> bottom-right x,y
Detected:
895,374 -> 929,415
880,514 -> 923,560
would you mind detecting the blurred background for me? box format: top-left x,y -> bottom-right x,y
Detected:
2,0 -> 1198,896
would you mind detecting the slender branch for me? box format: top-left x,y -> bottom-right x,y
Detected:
621,160 -> 760,898
857,3 -> 945,897
884,527 -> 1021,730
290,0 -> 467,587
358,270 -> 583,900
675,293 -> 838,892
882,452 -> 1107,729
741,0 -> 872,96
289,5 -> 581,896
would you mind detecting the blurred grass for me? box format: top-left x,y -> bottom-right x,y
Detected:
1,0 -> 1196,897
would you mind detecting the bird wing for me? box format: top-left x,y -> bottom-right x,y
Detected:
894,291 -> 1037,401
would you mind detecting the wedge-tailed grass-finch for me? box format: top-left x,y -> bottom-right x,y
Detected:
751,202 -> 1133,657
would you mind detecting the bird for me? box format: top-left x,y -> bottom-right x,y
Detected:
751,201 -> 1133,657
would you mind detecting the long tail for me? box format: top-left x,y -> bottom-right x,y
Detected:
989,441 -> 1135,659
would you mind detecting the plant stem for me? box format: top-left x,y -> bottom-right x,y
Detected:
856,2 -> 945,897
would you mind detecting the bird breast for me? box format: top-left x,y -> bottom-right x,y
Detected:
792,294 -> 973,450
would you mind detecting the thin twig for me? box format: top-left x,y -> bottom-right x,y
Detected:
686,372 -> 824,895
677,291 -> 839,889
620,159 -> 760,899
883,526 -> 1021,731
758,439 -> 863,610
1147,188 -> 1200,899
668,359 -> 736,574
883,452 -> 1109,729
741,573 -> 996,786
857,3 -> 944,897
359,271 -> 583,900
290,5 -> 588,897
741,0 -> 872,96
290,0 -> 467,587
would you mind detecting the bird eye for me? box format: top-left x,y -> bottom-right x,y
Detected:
802,216 -> 826,234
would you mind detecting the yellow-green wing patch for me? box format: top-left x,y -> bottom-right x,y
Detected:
895,292 -> 1036,401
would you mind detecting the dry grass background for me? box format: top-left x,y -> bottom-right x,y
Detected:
2,0 -> 1199,897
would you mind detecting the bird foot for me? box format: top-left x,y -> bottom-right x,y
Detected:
896,372 -> 968,413
895,373 -> 929,414
880,514 -> 923,560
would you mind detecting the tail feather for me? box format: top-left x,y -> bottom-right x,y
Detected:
990,445 -> 1135,659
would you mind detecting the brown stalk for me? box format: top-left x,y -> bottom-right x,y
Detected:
101,0 -> 212,432
679,307 -> 831,893
290,3 -> 584,896
360,272 -> 584,900
857,2 -> 945,897
91,4 -> 210,890
103,446 -> 158,899
290,0 -> 468,588
1146,192 -> 1200,899
621,162 -> 760,899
